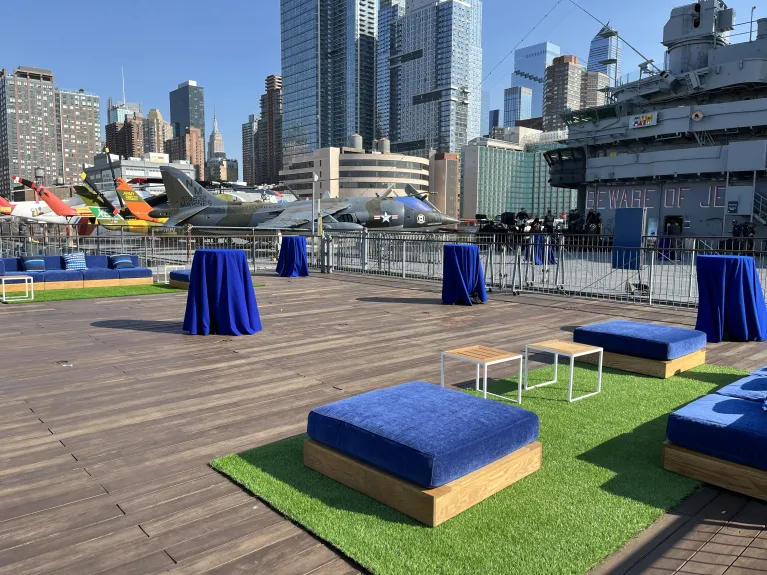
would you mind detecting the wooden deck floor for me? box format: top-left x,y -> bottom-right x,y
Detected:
1,273 -> 766,574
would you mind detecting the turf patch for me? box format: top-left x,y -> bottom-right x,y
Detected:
6,284 -> 186,303
211,364 -> 745,575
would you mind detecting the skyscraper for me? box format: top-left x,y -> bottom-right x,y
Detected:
480,91 -> 490,136
208,111 -> 225,160
280,0 -> 376,166
587,24 -> 621,85
143,109 -> 174,154
106,97 -> 142,125
105,114 -> 144,160
488,109 -> 500,132
166,126 -> 204,180
0,67 -> 59,195
169,80 -> 205,146
389,0 -> 483,157
377,0 -> 405,139
56,89 -> 100,185
511,42 -> 560,119
503,86 -> 533,127
255,75 -> 282,184
543,56 -> 585,132
241,114 -> 258,185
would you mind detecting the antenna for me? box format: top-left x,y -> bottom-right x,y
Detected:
121,67 -> 126,105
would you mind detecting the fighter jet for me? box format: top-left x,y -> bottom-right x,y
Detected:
155,166 -> 459,231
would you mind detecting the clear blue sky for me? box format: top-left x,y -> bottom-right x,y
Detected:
3,0 -> 761,170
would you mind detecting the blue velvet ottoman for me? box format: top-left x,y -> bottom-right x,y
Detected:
663,394 -> 767,501
304,381 -> 542,526
573,320 -> 707,378
169,269 -> 191,289
716,375 -> 767,403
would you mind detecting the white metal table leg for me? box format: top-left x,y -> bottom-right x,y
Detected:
554,352 -> 559,382
483,363 -> 488,399
524,346 -> 529,390
475,364 -> 480,391
440,353 -> 445,387
568,355 -> 575,402
597,350 -> 603,394
517,357 -> 522,404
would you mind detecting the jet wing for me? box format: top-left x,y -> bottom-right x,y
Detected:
255,203 -> 351,230
163,206 -> 208,227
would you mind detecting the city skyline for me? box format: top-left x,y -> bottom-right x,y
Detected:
2,0 -> 759,172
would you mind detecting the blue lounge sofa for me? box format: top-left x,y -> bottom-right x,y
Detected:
663,371 -> 767,501
0,255 -> 152,291
169,269 -> 191,289
573,320 -> 707,378
304,381 -> 542,526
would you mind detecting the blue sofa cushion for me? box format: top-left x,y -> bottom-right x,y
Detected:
83,268 -> 119,281
4,270 -> 44,278
667,394 -> 767,471
42,270 -> 84,282
21,256 -> 46,272
716,375 -> 767,403
63,252 -> 87,271
110,254 -> 135,269
43,256 -> 64,270
169,269 -> 191,282
2,258 -> 20,272
117,267 -> 152,279
751,366 -> 767,377
573,320 -> 707,361
307,381 -> 539,488
85,255 -> 110,269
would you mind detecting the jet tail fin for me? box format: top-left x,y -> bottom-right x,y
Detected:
405,184 -> 440,212
13,176 -> 79,217
160,166 -> 227,209
114,178 -> 164,222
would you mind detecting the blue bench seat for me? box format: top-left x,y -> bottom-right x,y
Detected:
667,393 -> 767,472
573,320 -> 706,361
169,269 -> 191,283
716,374 -> 767,403
307,381 -> 539,488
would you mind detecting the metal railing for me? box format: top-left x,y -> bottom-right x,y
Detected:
2,222 -> 767,308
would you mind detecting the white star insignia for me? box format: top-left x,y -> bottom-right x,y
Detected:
380,212 -> 392,223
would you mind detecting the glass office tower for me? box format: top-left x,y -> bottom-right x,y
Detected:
587,24 -> 621,85
511,42 -> 560,119
503,86 -> 532,127
169,80 -> 205,144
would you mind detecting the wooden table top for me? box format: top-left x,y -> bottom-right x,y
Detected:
443,345 -> 521,363
527,339 -> 602,355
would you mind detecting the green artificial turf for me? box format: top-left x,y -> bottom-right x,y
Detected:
5,284 -> 186,303
211,364 -> 745,575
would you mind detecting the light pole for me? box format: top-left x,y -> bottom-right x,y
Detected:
751,6 -> 756,42
312,171 -> 319,236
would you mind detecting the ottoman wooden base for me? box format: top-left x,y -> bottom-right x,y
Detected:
662,441 -> 767,502
169,279 -> 189,290
577,348 -> 705,378
304,439 -> 542,527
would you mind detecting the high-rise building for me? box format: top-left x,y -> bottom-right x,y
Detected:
255,75 -> 282,184
389,0 -> 483,157
166,126 -> 204,180
503,86 -> 533,127
511,42 -> 560,119
169,80 -> 205,147
208,111 -> 225,160
206,157 -> 239,182
376,0 -> 405,139
241,114 -> 258,185
488,109 -> 500,133
55,89 -> 100,184
430,153 -> 461,218
480,91 -> 490,136
106,97 -> 142,125
143,109 -> 173,154
587,24 -> 621,85
543,56 -> 585,132
280,0 -> 376,166
105,114 -> 144,160
581,70 -> 610,110
0,67 -> 59,195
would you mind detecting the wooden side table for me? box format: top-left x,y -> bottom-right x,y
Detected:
441,345 -> 523,404
524,339 -> 603,403
1,275 -> 34,303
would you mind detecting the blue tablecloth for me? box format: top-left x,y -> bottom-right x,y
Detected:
183,249 -> 262,336
442,244 -> 487,305
276,235 -> 309,277
695,255 -> 767,343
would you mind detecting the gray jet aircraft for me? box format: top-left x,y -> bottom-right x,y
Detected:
154,166 -> 459,231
